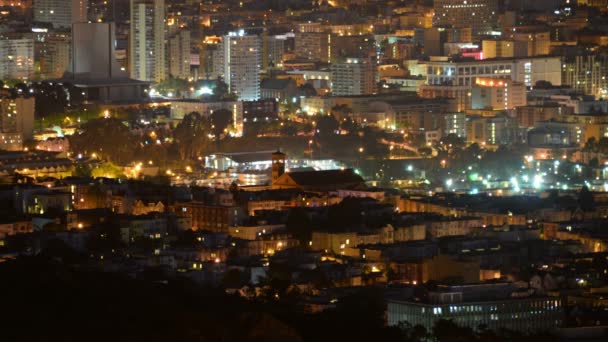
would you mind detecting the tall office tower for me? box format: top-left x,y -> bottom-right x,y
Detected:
330,58 -> 377,96
70,22 -> 127,79
0,35 -> 35,80
33,0 -> 87,29
64,23 -> 148,102
433,0 -> 498,37
222,31 -> 261,101
168,30 -> 191,80
129,0 -> 165,83
35,31 -> 71,79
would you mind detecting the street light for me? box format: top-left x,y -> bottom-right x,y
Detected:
308,140 -> 313,158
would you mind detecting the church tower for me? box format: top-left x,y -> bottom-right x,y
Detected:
271,150 -> 286,185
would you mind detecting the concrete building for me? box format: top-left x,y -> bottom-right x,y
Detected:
515,104 -> 572,128
62,22 -> 149,103
0,95 -> 35,150
331,58 -> 377,96
222,31 -> 261,101
471,77 -> 526,110
169,100 -> 243,134
172,202 -> 244,233
466,114 -> 523,146
33,0 -> 87,29
561,54 -> 608,99
482,40 -> 528,59
420,56 -> 561,111
0,36 -> 34,80
168,30 -> 191,80
388,284 -> 563,332
34,31 -> 71,79
130,0 -> 166,83
262,33 -> 287,70
199,35 -> 223,80
444,112 -> 467,138
433,0 -> 498,37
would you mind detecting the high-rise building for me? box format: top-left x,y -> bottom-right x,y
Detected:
0,35 -> 35,80
433,0 -> 498,37
168,30 -> 191,80
64,22 -> 149,103
34,31 -> 71,79
129,0 -> 165,83
199,35 -> 223,80
33,0 -> 87,29
262,33 -> 287,70
331,58 -> 377,96
222,31 -> 261,101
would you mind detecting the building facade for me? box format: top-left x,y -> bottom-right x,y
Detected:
0,36 -> 35,80
222,31 -> 261,101
33,0 -> 87,29
168,30 -> 191,80
433,0 -> 498,37
331,58 -> 377,96
388,296 -> 563,332
130,0 -> 166,83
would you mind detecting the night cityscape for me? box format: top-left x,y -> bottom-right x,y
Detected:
3,0 -> 608,341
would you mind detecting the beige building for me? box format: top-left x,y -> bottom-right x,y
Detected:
35,31 -> 71,79
130,0 -> 166,82
168,30 -> 191,80
0,95 -> 35,150
471,77 -> 526,110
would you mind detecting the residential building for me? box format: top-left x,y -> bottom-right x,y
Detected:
168,30 -> 191,80
222,31 -> 261,101
130,0 -> 165,83
515,104 -> 573,128
33,0 -> 87,29
172,202 -> 244,233
0,35 -> 34,80
34,31 -> 71,79
331,58 -> 376,96
0,95 -> 35,151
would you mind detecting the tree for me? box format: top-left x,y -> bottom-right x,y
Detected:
69,118 -> 137,165
432,319 -> 476,342
286,207 -> 312,245
90,162 -> 124,179
298,83 -> 317,97
221,268 -> 243,288
579,185 -> 595,212
172,112 -> 211,160
210,109 -> 233,138
314,114 -> 339,137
